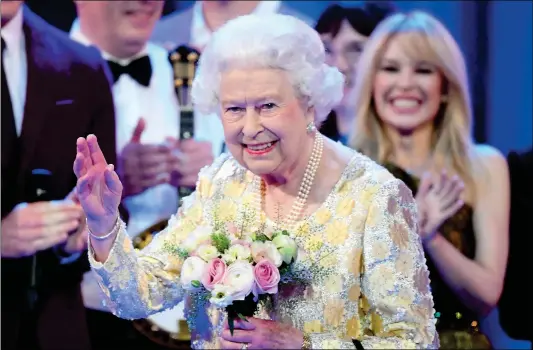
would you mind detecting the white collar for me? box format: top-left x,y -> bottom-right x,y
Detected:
69,18 -> 148,65
193,0 -> 282,25
1,6 -> 24,54
191,1 -> 281,48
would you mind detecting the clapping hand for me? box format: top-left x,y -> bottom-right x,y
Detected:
118,118 -> 179,197
1,200 -> 82,258
73,135 -> 122,237
61,189 -> 89,254
416,170 -> 465,239
220,317 -> 303,349
167,138 -> 214,188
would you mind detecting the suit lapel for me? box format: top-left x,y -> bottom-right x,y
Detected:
19,7 -> 53,174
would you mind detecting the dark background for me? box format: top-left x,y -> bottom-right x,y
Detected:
26,0 -> 532,155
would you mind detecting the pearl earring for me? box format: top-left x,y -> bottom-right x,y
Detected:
306,121 -> 316,133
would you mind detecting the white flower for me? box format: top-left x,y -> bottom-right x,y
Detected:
180,256 -> 207,291
182,226 -> 212,252
222,244 -> 251,264
222,260 -> 255,301
250,241 -> 283,267
272,234 -> 298,264
209,284 -> 234,308
197,244 -> 219,262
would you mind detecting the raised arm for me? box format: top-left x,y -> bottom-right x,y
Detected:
423,145 -> 510,313
72,135 -> 211,319
359,179 -> 438,349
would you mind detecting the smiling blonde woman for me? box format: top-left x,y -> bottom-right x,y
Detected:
349,11 -> 510,349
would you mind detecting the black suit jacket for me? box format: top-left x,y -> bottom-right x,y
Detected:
1,7 -> 117,350
499,148 -> 533,341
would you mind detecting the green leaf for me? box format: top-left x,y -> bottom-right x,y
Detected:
211,232 -> 230,253
237,313 -> 249,322
281,230 -> 290,236
278,264 -> 290,276
176,248 -> 190,259
162,242 -> 189,259
191,280 -> 201,288
254,233 -> 270,242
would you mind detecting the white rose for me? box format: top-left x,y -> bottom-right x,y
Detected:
209,284 -> 234,308
222,244 -> 251,264
182,226 -> 212,252
180,256 -> 207,291
222,260 -> 255,301
250,241 -> 283,267
197,244 -> 219,262
272,234 -> 298,264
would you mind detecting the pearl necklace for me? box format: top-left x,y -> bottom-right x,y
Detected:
252,133 -> 324,234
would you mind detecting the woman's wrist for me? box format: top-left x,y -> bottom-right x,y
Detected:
88,216 -> 120,241
422,230 -> 440,248
87,213 -> 119,238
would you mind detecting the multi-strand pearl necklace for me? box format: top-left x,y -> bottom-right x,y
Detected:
252,133 -> 324,235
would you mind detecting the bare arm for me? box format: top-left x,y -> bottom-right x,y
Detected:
424,145 -> 510,313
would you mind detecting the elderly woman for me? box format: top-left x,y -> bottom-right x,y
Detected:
348,11 -> 510,349
73,14 -> 438,349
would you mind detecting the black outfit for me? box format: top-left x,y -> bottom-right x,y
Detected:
320,111 -> 344,143
1,7 -> 117,350
499,149 -> 533,342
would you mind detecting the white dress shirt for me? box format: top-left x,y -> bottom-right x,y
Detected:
70,19 -> 224,237
2,6 -> 26,136
191,0 -> 281,49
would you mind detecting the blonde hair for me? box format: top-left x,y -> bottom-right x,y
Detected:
348,11 -> 477,194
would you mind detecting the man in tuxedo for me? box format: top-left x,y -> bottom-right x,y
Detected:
499,148 -> 533,343
1,1 -> 117,350
70,1 -> 223,348
151,0 -> 314,52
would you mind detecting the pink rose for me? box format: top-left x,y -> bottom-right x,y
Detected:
252,259 -> 280,300
202,258 -> 227,291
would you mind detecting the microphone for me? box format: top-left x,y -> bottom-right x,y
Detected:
26,168 -> 53,202
25,168 -> 53,308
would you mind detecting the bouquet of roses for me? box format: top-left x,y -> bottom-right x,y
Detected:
174,220 -> 298,335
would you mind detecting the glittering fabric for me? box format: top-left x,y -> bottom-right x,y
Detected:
385,164 -> 490,349
89,151 -> 439,349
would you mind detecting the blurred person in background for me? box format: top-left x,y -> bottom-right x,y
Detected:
315,2 -> 396,144
499,147 -> 533,346
348,11 -> 510,349
70,1 -> 222,348
1,1 -> 117,349
151,0 -> 314,52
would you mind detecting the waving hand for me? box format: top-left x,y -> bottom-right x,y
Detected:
73,135 -> 122,236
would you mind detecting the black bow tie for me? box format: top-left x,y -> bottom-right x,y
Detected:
106,55 -> 152,87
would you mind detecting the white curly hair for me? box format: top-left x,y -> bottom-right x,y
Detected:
191,13 -> 345,124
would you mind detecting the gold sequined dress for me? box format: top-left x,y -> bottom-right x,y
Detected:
385,164 -> 492,349
88,152 -> 439,349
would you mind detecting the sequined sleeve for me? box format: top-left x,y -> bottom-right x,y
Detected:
358,179 -> 438,349
87,190 -> 206,319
